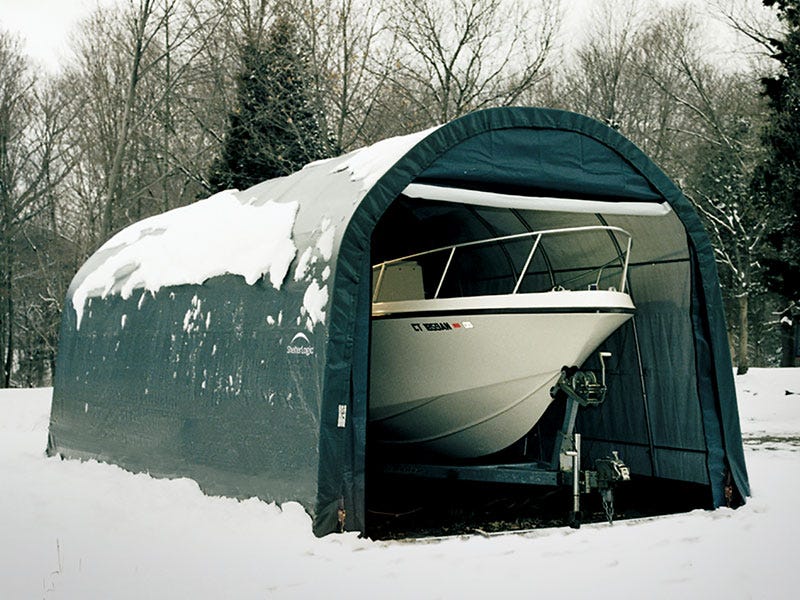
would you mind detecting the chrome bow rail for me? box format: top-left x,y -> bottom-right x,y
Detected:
372,225 -> 632,302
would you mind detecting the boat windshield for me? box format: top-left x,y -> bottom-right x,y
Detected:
372,225 -> 632,303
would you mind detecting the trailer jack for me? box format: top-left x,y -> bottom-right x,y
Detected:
564,434 -> 631,529
588,451 -> 631,524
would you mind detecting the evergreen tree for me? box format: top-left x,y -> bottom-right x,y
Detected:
757,0 -> 800,306
208,13 -> 335,191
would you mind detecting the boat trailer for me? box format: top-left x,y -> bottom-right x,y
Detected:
380,352 -> 631,528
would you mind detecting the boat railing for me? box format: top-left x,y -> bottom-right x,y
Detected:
372,225 -> 632,303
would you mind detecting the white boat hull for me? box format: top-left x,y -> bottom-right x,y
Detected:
369,290 -> 634,458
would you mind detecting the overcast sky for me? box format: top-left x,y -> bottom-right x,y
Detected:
0,0 -> 115,71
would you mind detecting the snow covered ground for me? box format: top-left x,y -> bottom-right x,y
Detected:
1,369 -> 799,599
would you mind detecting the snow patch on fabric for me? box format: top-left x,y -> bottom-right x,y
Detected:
303,280 -> 328,328
183,295 -> 210,335
316,218 -> 335,260
293,218 -> 336,285
293,247 -> 314,282
71,191 -> 299,329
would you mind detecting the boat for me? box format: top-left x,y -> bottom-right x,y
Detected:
369,225 -> 636,459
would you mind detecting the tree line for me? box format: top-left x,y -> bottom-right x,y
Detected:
0,0 -> 797,387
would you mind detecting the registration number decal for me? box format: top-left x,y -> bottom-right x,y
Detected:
410,321 -> 473,332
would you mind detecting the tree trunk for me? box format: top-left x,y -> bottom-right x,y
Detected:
736,292 -> 749,375
101,1 -> 152,239
779,309 -> 796,367
1,244 -> 13,387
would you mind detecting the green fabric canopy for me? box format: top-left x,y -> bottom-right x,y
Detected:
49,107 -> 748,536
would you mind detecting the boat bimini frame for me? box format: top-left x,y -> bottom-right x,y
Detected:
372,225 -> 633,303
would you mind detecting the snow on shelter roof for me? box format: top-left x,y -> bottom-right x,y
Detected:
70,127 -> 439,329
71,193 -> 298,329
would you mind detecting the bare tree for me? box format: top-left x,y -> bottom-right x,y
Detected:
294,0 -> 399,150
563,0 -> 645,126
0,32 -> 75,386
382,0 -> 561,130
62,0 -> 230,250
561,2 -> 697,173
99,0 -> 160,238
638,7 -> 775,373
712,0 -> 782,62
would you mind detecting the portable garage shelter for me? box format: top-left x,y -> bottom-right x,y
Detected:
48,107 -> 749,536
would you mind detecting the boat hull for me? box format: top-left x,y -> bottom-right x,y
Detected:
369,291 -> 634,458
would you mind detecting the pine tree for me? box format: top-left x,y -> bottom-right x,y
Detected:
757,0 -> 800,306
208,13 -> 335,192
